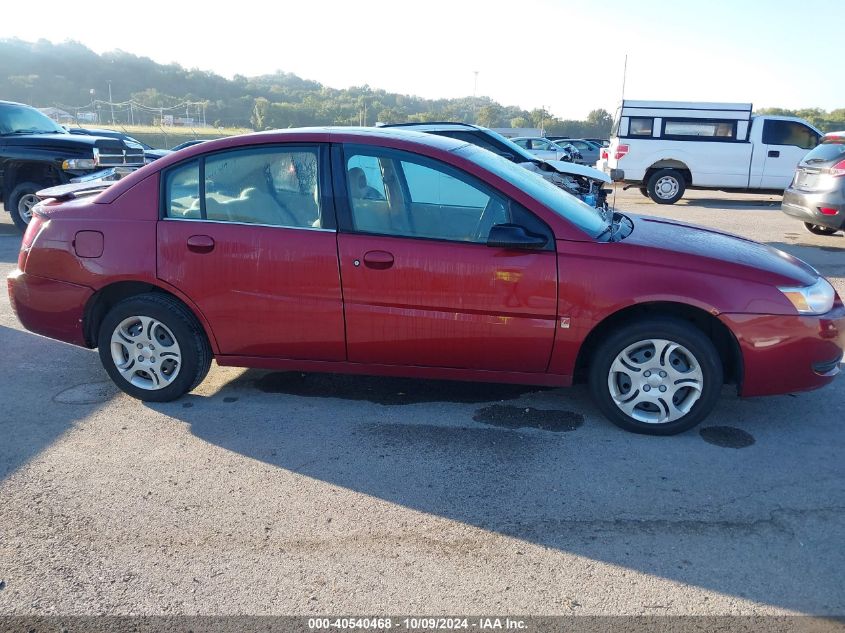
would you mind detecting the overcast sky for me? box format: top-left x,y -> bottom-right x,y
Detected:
3,0 -> 841,119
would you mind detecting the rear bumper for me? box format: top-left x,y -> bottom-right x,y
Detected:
781,187 -> 845,230
720,305 -> 845,397
7,270 -> 92,348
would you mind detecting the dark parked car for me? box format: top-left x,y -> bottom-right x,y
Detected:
68,127 -> 171,163
8,127 -> 844,435
781,131 -> 845,235
0,100 -> 144,231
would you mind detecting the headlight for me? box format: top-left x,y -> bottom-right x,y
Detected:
779,277 -> 836,315
62,157 -> 97,170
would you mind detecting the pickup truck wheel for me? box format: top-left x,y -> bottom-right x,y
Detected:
8,182 -> 42,232
803,222 -> 839,236
646,169 -> 685,205
588,317 -> 723,435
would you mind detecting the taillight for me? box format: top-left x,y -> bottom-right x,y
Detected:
18,215 -> 45,271
819,207 -> 839,216
830,159 -> 845,177
614,144 -> 629,160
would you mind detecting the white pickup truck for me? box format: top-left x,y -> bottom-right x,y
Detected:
599,100 -> 822,204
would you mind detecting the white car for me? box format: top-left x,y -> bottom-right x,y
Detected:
511,136 -> 574,162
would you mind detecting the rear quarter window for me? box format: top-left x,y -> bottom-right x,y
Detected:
802,140 -> 845,163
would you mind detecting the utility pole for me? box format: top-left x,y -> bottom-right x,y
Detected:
107,81 -> 115,125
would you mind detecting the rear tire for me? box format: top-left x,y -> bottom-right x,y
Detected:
97,293 -> 212,402
646,169 -> 686,205
588,317 -> 723,435
803,222 -> 839,236
638,187 -> 649,198
8,182 -> 42,232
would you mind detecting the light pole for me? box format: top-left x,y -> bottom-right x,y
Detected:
472,71 -> 479,122
107,80 -> 115,125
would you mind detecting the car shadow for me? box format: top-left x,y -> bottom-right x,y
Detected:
0,325 -> 115,482
152,368 -> 845,614
680,197 -> 782,210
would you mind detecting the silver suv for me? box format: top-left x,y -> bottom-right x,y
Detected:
782,131 -> 845,235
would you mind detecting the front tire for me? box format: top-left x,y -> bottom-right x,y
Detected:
588,318 -> 723,435
97,293 -> 212,402
803,222 -> 839,236
646,169 -> 686,205
8,181 -> 43,232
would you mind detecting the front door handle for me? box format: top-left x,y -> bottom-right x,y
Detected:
187,234 -> 215,253
362,250 -> 394,270
768,150 -> 780,158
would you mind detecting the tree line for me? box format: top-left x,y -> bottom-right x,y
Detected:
1,39 -> 842,137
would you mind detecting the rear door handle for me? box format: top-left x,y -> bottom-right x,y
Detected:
768,150 -> 780,158
362,250 -> 394,269
187,235 -> 215,253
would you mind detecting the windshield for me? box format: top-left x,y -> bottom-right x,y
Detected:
0,104 -> 66,135
475,127 -> 538,162
457,144 -> 608,238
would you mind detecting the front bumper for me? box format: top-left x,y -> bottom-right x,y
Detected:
720,304 -> 845,397
781,187 -> 845,230
7,270 -> 93,348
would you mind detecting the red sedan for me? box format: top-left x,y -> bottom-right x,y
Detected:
7,128 -> 845,435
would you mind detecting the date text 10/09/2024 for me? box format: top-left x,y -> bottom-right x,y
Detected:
308,618 -> 528,630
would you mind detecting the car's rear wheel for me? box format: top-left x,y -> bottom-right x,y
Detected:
8,182 -> 42,232
588,318 -> 723,435
803,222 -> 839,236
646,169 -> 686,204
97,293 -> 212,402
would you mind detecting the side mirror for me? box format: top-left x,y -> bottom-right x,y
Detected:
487,224 -> 548,250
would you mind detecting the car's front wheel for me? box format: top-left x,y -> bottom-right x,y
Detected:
588,318 -> 723,435
803,222 -> 839,236
97,293 -> 212,402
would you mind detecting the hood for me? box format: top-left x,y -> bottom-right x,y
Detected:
1,132 -> 138,153
542,159 -> 611,183
626,214 -> 818,286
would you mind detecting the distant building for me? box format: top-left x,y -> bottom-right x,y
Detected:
39,107 -> 74,124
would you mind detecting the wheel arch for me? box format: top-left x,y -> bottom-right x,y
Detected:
82,280 -> 220,354
645,160 -> 692,186
574,301 -> 742,388
3,161 -> 63,202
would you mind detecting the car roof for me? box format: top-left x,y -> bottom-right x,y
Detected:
379,122 -> 484,132
0,100 -> 28,108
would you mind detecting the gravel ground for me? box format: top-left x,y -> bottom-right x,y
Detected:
0,188 -> 843,618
